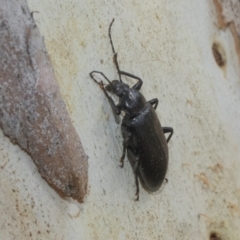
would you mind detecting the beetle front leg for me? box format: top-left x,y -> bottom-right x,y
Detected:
100,84 -> 122,124
119,71 -> 143,90
90,71 -> 122,123
162,127 -> 174,143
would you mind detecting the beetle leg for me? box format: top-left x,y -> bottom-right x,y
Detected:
90,71 -> 111,85
120,125 -> 132,168
133,157 -> 140,201
134,174 -> 139,201
119,138 -> 127,168
100,85 -> 122,124
119,71 -> 143,90
126,147 -> 140,200
148,98 -> 159,110
90,71 -> 121,123
162,127 -> 174,143
101,88 -> 121,124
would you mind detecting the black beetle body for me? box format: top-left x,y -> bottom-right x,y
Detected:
123,102 -> 169,192
90,19 -> 173,200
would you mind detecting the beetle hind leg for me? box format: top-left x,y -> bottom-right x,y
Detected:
134,173 -> 140,201
133,156 -> 140,201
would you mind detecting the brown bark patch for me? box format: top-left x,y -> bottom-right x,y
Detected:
0,0 -> 88,203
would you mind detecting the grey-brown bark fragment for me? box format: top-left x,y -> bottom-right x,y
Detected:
213,0 -> 240,66
0,0 -> 88,203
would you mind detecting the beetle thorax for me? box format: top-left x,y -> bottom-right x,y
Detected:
120,89 -> 147,116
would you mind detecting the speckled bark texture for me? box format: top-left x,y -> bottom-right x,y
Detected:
0,0 -> 88,203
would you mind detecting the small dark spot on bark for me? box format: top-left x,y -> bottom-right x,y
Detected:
21,6 -> 26,15
210,232 -> 221,240
30,11 -> 39,19
68,183 -> 74,191
212,42 -> 226,68
0,20 -> 8,30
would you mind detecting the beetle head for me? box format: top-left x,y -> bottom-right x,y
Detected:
106,80 -> 129,97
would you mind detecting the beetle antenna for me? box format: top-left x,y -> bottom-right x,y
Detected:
109,18 -> 123,82
109,19 -> 116,55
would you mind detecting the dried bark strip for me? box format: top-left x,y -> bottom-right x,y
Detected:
213,0 -> 240,67
0,0 -> 88,203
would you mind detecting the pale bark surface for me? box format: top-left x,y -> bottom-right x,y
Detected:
0,0 -> 240,239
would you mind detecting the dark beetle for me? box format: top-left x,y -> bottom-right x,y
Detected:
90,19 -> 173,200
